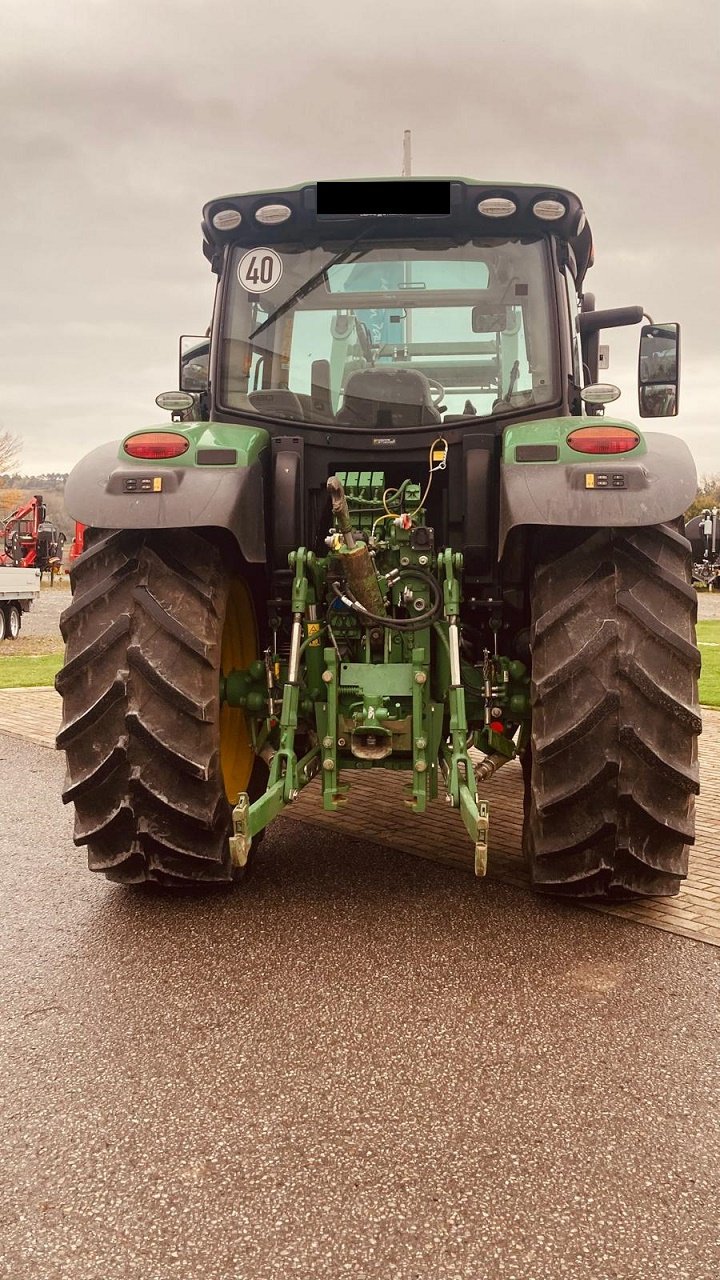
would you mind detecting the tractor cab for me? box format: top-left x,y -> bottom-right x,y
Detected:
172,179 -> 679,436
189,180 -> 590,432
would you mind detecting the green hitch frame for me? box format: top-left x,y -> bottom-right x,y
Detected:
437,549 -> 489,876
230,548 -> 321,867
229,542 -> 503,878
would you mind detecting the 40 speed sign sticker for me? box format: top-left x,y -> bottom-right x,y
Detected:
237,248 -> 283,293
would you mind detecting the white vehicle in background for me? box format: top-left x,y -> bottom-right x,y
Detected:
0,567 -> 40,641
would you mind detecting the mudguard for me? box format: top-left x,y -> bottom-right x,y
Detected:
499,419 -> 697,555
63,423 -> 269,564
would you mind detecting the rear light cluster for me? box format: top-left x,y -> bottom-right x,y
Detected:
567,426 -> 640,455
124,432 -> 189,460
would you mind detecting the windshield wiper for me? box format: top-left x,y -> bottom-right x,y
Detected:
502,359 -> 521,402
248,225 -> 379,342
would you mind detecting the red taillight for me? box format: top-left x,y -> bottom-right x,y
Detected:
567,426 -> 640,455
124,432 -> 189,460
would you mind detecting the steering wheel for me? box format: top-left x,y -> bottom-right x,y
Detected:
426,377 -> 446,407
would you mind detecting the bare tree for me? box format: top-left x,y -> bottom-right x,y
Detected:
0,430 -> 22,474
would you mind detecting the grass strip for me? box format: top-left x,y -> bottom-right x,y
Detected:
0,622 -> 718,709
698,620 -> 720,709
0,652 -> 64,689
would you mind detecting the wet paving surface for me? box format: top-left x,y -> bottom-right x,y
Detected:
1,734 -> 719,1279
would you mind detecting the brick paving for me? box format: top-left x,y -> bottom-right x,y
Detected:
0,687 -> 64,748
0,686 -> 718,946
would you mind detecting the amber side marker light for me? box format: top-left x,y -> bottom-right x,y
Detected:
567,426 -> 640,455
124,432 -> 189,460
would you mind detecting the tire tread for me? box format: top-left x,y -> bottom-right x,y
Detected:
57,529 -> 249,885
526,525 -> 700,898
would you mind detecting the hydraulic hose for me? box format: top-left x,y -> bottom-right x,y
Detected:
331,568 -> 442,631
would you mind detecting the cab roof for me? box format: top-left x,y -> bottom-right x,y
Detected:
201,178 -> 594,285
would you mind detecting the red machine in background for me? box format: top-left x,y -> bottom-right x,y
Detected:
69,521 -> 86,563
0,494 -> 66,574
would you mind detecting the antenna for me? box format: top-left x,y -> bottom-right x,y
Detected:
402,129 -> 412,177
401,131 -> 413,346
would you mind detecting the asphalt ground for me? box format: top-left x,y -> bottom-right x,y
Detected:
17,576 -> 70,639
1,734 -> 719,1280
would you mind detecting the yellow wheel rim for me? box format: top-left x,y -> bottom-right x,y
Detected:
220,578 -> 258,803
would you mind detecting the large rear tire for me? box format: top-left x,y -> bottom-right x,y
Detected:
56,528 -> 265,886
524,524 -> 701,898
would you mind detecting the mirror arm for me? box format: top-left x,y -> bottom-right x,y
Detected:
577,306 -> 645,336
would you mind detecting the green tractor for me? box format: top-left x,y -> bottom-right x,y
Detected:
56,179 -> 700,897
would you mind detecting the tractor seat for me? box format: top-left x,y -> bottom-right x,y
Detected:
337,368 -> 442,429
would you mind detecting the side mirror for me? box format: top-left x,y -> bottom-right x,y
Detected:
638,322 -> 679,417
180,335 -> 210,393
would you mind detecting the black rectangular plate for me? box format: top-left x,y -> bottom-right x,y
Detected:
196,448 -> 238,466
515,444 -> 559,462
317,181 -> 451,217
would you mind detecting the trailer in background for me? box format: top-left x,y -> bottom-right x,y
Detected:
0,567 -> 40,641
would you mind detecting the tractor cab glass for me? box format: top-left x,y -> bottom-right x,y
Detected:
218,238 -> 559,427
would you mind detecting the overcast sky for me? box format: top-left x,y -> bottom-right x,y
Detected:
1,0 -> 718,475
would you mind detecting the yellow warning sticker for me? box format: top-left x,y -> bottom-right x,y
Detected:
153,476 -> 163,492
307,621 -> 322,648
585,473 -> 595,489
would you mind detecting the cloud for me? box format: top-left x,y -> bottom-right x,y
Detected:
1,0 -> 717,473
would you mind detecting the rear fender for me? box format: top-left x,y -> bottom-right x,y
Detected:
63,422 -> 270,563
499,418 -> 697,555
